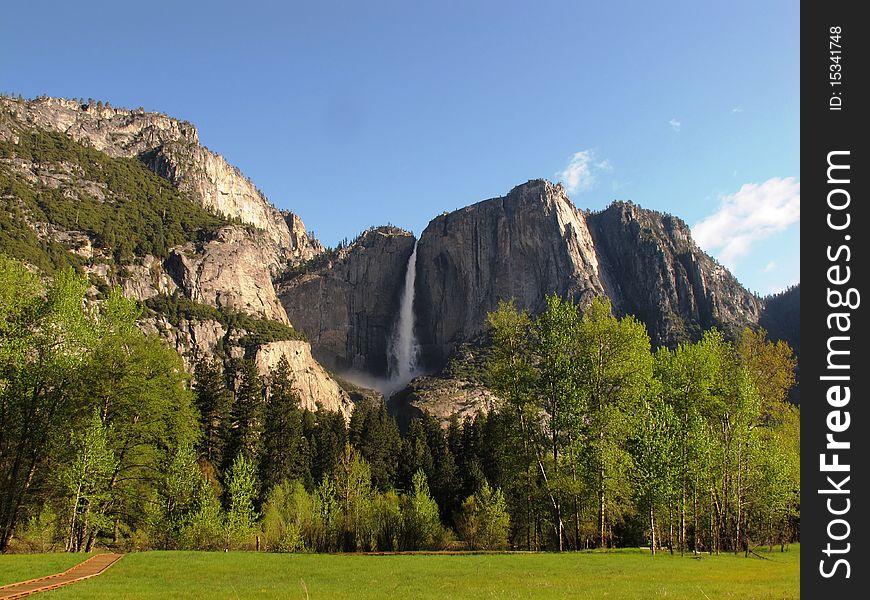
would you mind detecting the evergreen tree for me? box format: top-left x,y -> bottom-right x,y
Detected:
193,357 -> 231,468
305,409 -> 347,486
224,359 -> 264,471
348,398 -> 401,491
259,357 -> 306,496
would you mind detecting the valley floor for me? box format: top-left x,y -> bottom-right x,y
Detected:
0,546 -> 799,599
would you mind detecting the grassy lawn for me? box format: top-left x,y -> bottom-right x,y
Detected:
0,552 -> 93,586
1,546 -> 799,599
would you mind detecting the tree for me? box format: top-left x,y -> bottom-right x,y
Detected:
224,359 -> 264,470
332,444 -> 373,551
261,479 -> 309,552
225,454 -> 259,548
305,409 -> 346,486
736,327 -> 796,421
193,357 -> 231,468
533,294 -> 584,550
402,470 -> 445,550
75,289 -> 199,545
259,357 -> 305,495
628,395 -> 677,554
0,260 -> 93,551
574,298 -> 653,548
654,332 -> 724,554
348,398 -> 401,491
457,482 -> 510,550
62,408 -> 117,552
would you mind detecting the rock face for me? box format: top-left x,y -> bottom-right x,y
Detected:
389,376 -> 497,432
166,225 -> 290,323
0,96 -> 321,265
138,317 -> 352,418
586,201 -> 763,346
414,179 -> 762,370
253,341 -> 354,419
415,180 -> 607,367
139,316 -> 228,369
279,227 -> 416,375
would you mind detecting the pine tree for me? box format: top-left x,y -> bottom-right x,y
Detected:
259,357 -> 305,495
348,398 -> 401,490
193,357 -> 231,467
224,359 -> 264,472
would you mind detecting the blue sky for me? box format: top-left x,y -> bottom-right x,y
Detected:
1,0 -> 799,295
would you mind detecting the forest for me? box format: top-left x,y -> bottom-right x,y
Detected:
0,254 -> 799,555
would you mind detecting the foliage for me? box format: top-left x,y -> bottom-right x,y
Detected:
0,255 -> 198,552
0,252 -> 798,555
0,128 -> 228,266
61,408 -> 118,552
402,470 -> 447,550
144,292 -> 306,346
223,359 -> 264,470
456,482 -> 510,550
259,357 -> 306,494
193,357 -> 232,467
224,454 -> 260,548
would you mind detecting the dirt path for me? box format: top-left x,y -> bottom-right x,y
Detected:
0,554 -> 123,599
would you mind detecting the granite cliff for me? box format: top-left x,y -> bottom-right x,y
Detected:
413,180 -> 762,369
278,226 -> 416,376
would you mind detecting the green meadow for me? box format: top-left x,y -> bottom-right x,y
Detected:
1,546 -> 799,599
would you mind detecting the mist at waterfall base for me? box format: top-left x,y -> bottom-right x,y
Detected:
338,242 -> 424,399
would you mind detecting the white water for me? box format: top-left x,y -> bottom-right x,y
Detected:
387,240 -> 421,392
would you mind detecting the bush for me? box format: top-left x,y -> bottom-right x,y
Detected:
457,483 -> 510,550
401,470 -> 447,550
261,480 -> 313,552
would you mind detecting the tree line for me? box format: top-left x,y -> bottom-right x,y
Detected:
1,255 -> 797,554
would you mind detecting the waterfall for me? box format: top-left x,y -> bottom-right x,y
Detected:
387,240 -> 421,391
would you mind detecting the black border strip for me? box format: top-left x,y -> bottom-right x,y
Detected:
802,1 -> 868,595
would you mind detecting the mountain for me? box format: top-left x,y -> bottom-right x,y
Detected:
0,95 -> 796,424
0,95 -> 350,418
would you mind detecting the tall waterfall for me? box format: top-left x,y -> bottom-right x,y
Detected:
387,240 -> 421,391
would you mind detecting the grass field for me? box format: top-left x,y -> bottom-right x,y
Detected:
0,552 -> 94,587
1,546 -> 799,599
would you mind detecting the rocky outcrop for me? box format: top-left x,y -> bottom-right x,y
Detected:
121,255 -> 180,301
138,317 -> 352,417
413,180 -> 763,370
278,227 -> 416,375
138,316 -> 228,370
415,180 -> 606,368
389,376 -> 497,432
586,202 -> 762,345
166,225 -> 290,323
0,96 -> 321,264
253,341 -> 354,419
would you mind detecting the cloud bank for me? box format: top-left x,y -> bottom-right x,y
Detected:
692,177 -> 800,269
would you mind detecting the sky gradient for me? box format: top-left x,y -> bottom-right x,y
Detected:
1,1 -> 799,295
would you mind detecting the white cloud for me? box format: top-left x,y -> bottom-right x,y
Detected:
556,150 -> 611,194
763,261 -> 777,273
692,177 -> 800,269
669,118 -> 681,131
731,106 -> 744,113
